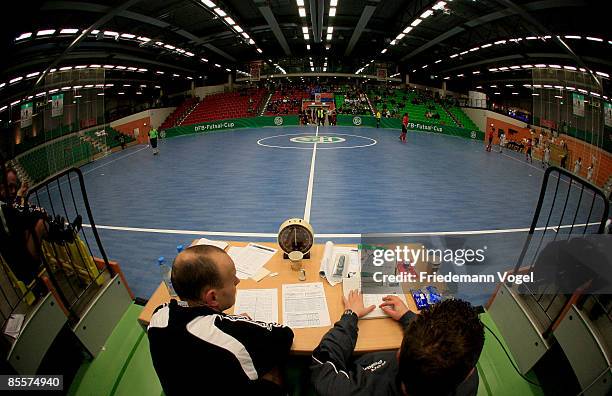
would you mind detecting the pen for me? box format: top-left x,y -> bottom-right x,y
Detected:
249,243 -> 276,252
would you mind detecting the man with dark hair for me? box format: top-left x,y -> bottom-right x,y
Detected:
148,245 -> 294,395
311,292 -> 484,396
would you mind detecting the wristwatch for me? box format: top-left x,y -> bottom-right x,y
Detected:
344,309 -> 358,318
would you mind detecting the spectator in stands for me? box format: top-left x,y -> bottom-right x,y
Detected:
574,157 -> 582,175
311,294 -> 484,396
148,245 -> 294,395
4,168 -> 28,205
587,163 -> 594,182
543,146 -> 551,168
376,110 -> 381,128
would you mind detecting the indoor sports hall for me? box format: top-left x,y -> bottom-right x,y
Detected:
0,1 -> 610,395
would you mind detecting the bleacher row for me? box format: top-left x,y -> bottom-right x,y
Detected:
160,89 -> 480,132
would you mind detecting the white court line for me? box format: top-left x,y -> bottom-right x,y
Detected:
500,151 -> 595,196
46,146 -> 148,192
303,125 -> 319,222
82,221 -> 601,239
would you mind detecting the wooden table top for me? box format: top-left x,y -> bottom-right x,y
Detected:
138,241 -> 427,354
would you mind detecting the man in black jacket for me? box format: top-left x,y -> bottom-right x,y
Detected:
311,291 -> 484,396
148,245 -> 294,395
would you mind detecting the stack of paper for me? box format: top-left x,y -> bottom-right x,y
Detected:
342,277 -> 408,320
228,243 -> 277,279
282,282 -> 331,328
4,314 -> 24,338
234,289 -> 278,323
193,237 -> 228,250
319,241 -> 360,286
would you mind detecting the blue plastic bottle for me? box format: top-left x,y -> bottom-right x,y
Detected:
158,256 -> 177,296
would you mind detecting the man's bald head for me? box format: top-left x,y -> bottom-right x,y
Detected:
171,245 -> 229,302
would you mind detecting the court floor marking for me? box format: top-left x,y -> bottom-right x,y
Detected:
256,132 -> 377,150
500,150 -> 596,197
82,221 -> 601,238
46,146 -> 148,193
303,125 -> 319,222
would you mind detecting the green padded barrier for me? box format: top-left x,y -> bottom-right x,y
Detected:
68,304 -> 149,396
476,312 -> 543,396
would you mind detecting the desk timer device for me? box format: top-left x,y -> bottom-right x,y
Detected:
278,218 -> 314,260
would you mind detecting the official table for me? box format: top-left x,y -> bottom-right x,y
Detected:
138,242 -> 427,354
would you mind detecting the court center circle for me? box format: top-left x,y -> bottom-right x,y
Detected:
257,132 -> 377,149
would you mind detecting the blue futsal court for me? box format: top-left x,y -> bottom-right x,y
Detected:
35,125 -> 585,300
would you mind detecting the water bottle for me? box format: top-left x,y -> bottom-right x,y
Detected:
158,256 -> 177,297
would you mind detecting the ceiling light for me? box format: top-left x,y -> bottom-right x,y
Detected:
494,40 -> 506,45
202,0 -> 216,7
26,72 -> 40,78
137,36 -> 151,42
434,59 -> 442,64
138,68 -> 147,72
214,8 -> 227,17
460,51 -> 468,55
123,84 -> 131,87
586,37 -> 603,42
234,25 -> 243,32
381,48 -> 387,54
510,66 -> 520,69
563,66 -> 577,71
490,85 -> 498,88
443,76 -> 450,80
299,7 -> 306,17
302,27 -> 308,34
242,32 -> 249,38
256,48 -> 263,53
450,54 -> 458,58
564,35 -> 581,39
327,26 -> 334,34
329,7 -> 336,16
521,64 -> 533,68
90,30 -> 100,35
489,68 -> 498,72
297,0 -> 304,5
472,70 -> 480,74
103,65 -> 115,69
396,33 -> 405,40
225,68 -> 231,72
304,33 -> 310,40
470,47 -> 479,52
330,0 -> 337,6
103,31 -> 119,37
481,43 -> 492,48
59,66 -> 72,71
201,58 -> 209,62
548,64 -> 561,68
506,84 -> 514,87
10,100 -> 21,106
9,77 -> 23,84
494,92 -> 500,95
535,64 -> 546,68
403,26 -> 413,34
390,40 -> 397,45
164,44 -> 175,50
420,10 -> 433,18
127,67 -> 137,71
248,38 -> 255,44
60,28 -> 79,34
326,33 -> 332,40
214,63 -> 221,68
37,29 -> 56,37
596,71 -> 609,78
120,33 -> 136,39
306,44 -> 311,50
225,17 -> 236,25
16,32 -> 32,40
422,64 -> 428,69
115,66 -> 127,70
410,19 -> 422,27
512,92 -> 519,95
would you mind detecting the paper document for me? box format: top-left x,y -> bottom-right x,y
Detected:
282,282 -> 331,328
342,277 -> 408,320
4,313 -> 24,338
319,241 -> 360,286
234,289 -> 279,323
193,237 -> 228,250
228,243 -> 277,279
